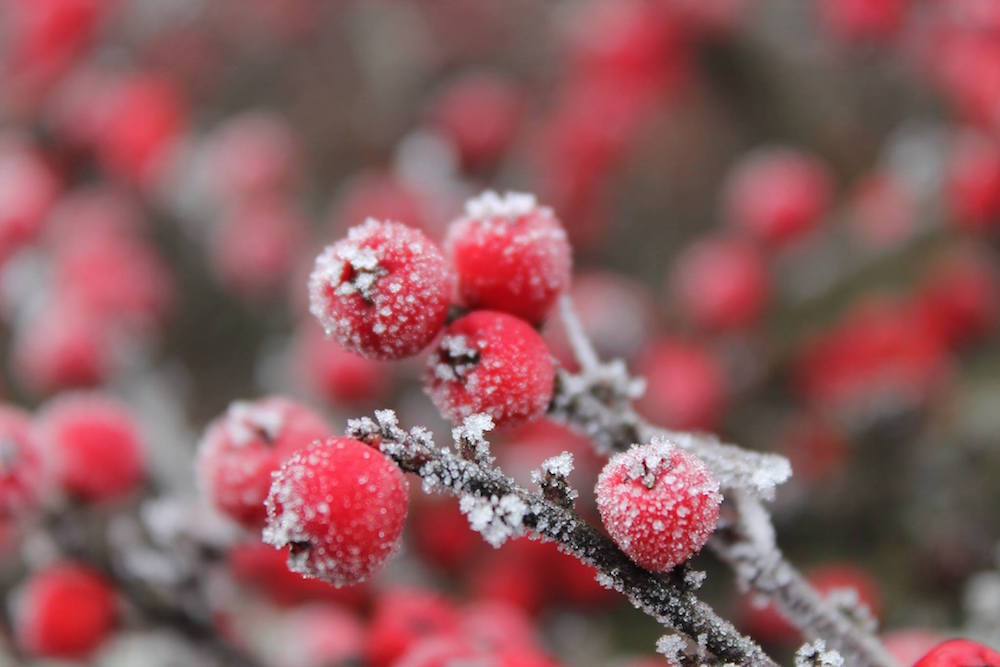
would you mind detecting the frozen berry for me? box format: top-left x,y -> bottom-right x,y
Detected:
34,393 -> 145,503
309,219 -> 453,360
13,563 -> 116,658
596,439 -> 721,572
425,310 -> 555,427
365,588 -> 461,667
293,323 -> 389,406
0,405 -> 44,518
263,437 -> 409,585
912,639 -> 1000,667
446,191 -> 571,324
205,110 -> 301,202
196,397 -> 332,528
723,147 -> 832,245
669,234 -> 769,331
636,338 -> 726,431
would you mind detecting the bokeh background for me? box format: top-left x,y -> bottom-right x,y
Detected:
1,0 -> 999,665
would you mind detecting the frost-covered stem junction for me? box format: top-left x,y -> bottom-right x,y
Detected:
551,299 -> 899,667
347,410 -> 777,667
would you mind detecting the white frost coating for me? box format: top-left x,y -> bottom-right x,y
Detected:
459,493 -> 527,547
224,400 -> 284,446
794,640 -> 845,667
656,634 -> 687,662
540,452 -> 574,478
464,190 -> 543,220
452,413 -> 495,462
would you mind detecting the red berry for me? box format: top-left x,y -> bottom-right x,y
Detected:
274,604 -> 366,667
947,133 -> 1000,231
915,246 -> 998,348
446,191 -> 571,324
196,397 -> 332,528
636,338 -> 726,431
365,588 -> 461,667
205,110 -> 301,202
427,72 -> 523,169
912,639 -> 1000,667
329,171 -> 431,234
0,136 -> 59,265
819,0 -> 908,42
293,323 -> 390,406
13,563 -> 116,658
723,147 -> 832,245
309,219 -> 453,360
596,439 -> 721,572
263,436 -> 409,584
0,405 -> 44,518
34,393 -> 146,503
846,172 -> 915,248
411,498 -> 483,571
425,310 -> 555,427
460,600 -> 541,655
394,636 -> 482,667
669,234 -> 769,331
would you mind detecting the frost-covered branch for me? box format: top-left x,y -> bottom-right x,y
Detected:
552,298 -> 899,667
346,410 -> 779,667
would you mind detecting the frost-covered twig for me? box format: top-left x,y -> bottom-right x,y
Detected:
551,298 -> 899,667
346,410 -> 779,667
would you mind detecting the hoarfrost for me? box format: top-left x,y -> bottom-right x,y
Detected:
794,640 -> 845,667
459,493 -> 527,547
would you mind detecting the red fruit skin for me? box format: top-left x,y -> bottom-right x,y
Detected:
227,540 -> 368,608
309,219 -> 454,360
912,639 -> 1000,667
263,437 -> 409,585
0,405 -> 44,518
196,397 -> 332,528
427,72 -> 523,169
724,148 -> 832,245
294,323 -> 389,406
819,0 -> 908,42
425,311 -> 555,427
948,134 -> 1000,231
778,415 -> 849,483
14,563 -> 116,659
411,498 -> 483,571
205,110 -> 301,202
636,338 -> 726,431
467,540 -> 550,615
596,440 -> 721,572
446,192 -> 571,324
0,137 -> 59,265
847,173 -> 915,248
34,393 -> 146,503
914,247 -> 998,349
365,588 -> 462,667
670,235 -> 769,332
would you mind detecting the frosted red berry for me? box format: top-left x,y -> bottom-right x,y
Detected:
912,639 -> 1000,667
309,219 -> 453,360
669,234 -> 769,331
446,191 -> 571,324
263,436 -> 409,585
723,147 -> 832,245
365,587 -> 461,667
425,310 -> 555,427
34,393 -> 146,503
596,439 -> 721,572
196,397 -> 333,528
0,405 -> 44,518
13,563 -> 116,658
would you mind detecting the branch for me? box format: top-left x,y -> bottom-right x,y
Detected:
551,298 -> 900,667
346,410 -> 779,667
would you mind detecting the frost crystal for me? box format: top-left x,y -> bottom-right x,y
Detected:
656,634 -> 687,662
540,452 -> 574,478
452,413 -> 495,463
464,190 -> 542,220
224,400 -> 284,446
459,493 -> 527,547
794,640 -> 845,667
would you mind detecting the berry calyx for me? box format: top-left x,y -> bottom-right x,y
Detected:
34,392 -> 146,503
309,219 -> 454,360
446,191 -> 571,323
196,396 -> 333,528
596,439 -> 721,572
13,563 -> 116,658
263,436 -> 409,585
425,310 -> 555,427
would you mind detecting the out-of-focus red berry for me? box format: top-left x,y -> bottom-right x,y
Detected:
425,311 -> 555,427
0,405 -> 44,518
309,219 -> 454,360
34,393 -> 145,503
467,539 -> 550,615
912,639 -> 1000,667
196,397 -> 332,528
460,600 -> 541,655
818,0 -> 909,42
882,630 -> 948,666
293,323 -> 389,406
264,437 -> 409,585
446,191 -> 571,324
846,172 -> 916,248
636,338 -> 726,431
13,563 -> 116,659
411,498 -> 482,571
0,136 -> 59,264
276,604 -> 367,667
914,246 -> 998,348
427,72 -> 523,169
205,110 -> 301,202
779,415 -> 850,482
365,588 -> 462,667
596,440 -> 721,572
947,133 -> 1000,231
329,171 -> 430,235
670,234 -> 769,332
723,147 -> 832,246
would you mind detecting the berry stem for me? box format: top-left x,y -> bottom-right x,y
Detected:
552,299 -> 900,667
347,411 -> 778,667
